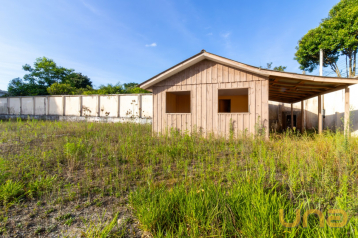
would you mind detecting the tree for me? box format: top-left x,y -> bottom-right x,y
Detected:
295,0 -> 358,77
22,57 -> 74,87
62,73 -> 92,88
7,57 -> 93,96
7,78 -> 47,96
47,83 -> 77,95
262,62 -> 287,72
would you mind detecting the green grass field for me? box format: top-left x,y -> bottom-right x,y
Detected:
0,119 -> 357,237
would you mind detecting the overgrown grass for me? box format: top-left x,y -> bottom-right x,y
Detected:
1,118 -> 358,237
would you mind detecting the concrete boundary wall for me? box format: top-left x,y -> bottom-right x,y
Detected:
0,94 -> 153,122
1,87 -> 357,135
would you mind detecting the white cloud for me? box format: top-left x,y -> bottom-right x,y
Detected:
145,43 -> 157,47
80,0 -> 101,16
221,32 -> 231,38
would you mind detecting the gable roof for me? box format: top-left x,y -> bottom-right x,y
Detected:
140,50 -> 358,103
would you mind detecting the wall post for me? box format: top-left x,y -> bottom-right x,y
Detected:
79,96 -> 83,117
97,95 -> 101,117
344,87 -> 350,135
46,96 -> 49,115
19,97 -> 22,115
138,94 -> 142,118
117,95 -> 120,117
32,96 -> 35,115
62,96 -> 65,116
318,95 -> 322,134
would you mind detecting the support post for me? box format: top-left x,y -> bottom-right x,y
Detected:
46,96 -> 49,115
19,97 -> 22,115
117,95 -> 120,118
62,96 -> 65,116
344,87 -> 350,135
7,97 -> 10,114
291,104 -> 293,129
301,100 -> 305,132
79,96 -> 83,117
318,95 -> 322,134
138,94 -> 142,118
32,96 -> 35,115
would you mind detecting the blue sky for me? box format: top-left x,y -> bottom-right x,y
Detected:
0,0 -> 340,91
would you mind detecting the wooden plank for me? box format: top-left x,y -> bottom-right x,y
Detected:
197,84 -> 202,132
241,71 -> 247,82
212,63 -> 218,84
182,113 -> 187,133
229,67 -> 235,83
207,84 -> 213,134
226,114 -> 232,139
162,86 -> 167,133
233,114 -> 238,138
217,64 -> 222,83
158,88 -> 162,134
187,114 -> 191,134
201,61 -> 207,84
191,84 -> 197,132
202,83 -> 207,137
234,69 -> 240,82
249,81 -> 256,134
261,80 -> 269,138
196,62 -> 201,85
206,60 -> 212,84
153,89 -> 157,134
222,66 -> 229,83
247,73 -> 252,82
213,83 -> 218,136
177,114 -> 181,132
255,80 -> 262,132
244,114 -> 250,135
238,114 -> 243,137
301,100 -> 305,132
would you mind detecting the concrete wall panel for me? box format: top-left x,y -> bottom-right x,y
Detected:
120,95 -> 139,118
35,97 -> 46,115
82,96 -> 98,117
99,95 -> 118,117
141,95 -> 153,118
49,97 -> 63,115
65,96 -> 80,116
0,98 -> 7,114
9,98 -> 20,114
22,97 -> 34,115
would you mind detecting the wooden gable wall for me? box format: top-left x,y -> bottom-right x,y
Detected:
152,59 -> 269,137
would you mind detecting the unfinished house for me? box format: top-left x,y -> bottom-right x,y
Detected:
139,50 -> 358,138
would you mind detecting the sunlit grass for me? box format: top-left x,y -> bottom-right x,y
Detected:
0,118 -> 358,237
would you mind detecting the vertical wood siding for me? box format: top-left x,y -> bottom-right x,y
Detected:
152,59 -> 269,138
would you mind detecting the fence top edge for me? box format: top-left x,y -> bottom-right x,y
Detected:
1,93 -> 153,99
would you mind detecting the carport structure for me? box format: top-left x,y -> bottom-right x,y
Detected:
140,50 -> 358,137
264,70 -> 357,134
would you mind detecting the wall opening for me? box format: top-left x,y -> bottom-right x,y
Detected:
286,115 -> 297,128
166,91 -> 191,113
218,88 -> 248,113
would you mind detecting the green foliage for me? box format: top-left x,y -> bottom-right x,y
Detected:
262,62 -> 287,72
295,0 -> 358,77
1,120 -> 358,236
62,73 -> 92,88
7,57 -> 93,96
82,82 -> 150,95
0,180 -> 24,205
47,83 -> 77,95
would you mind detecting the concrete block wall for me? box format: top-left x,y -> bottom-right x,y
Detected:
0,94 -> 153,122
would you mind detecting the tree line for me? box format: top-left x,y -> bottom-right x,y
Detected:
5,57 -> 149,97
